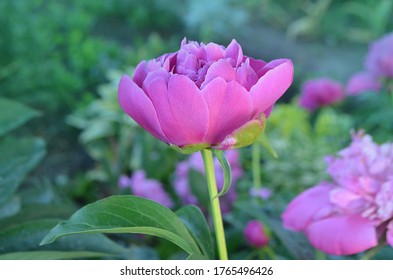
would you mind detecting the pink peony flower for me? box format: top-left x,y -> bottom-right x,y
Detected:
118,39 -> 293,151
282,132 -> 393,255
365,32 -> 393,78
298,78 -> 344,111
244,220 -> 269,248
118,170 -> 173,208
345,72 -> 381,95
173,150 -> 243,213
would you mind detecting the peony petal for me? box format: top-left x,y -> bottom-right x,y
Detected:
306,215 -> 377,255
250,59 -> 294,118
282,183 -> 334,231
202,59 -> 237,88
237,63 -> 258,91
145,76 -> 187,146
142,68 -> 171,94
226,39 -> 243,67
118,75 -> 167,142
203,78 -> 252,144
132,61 -> 148,87
203,42 -> 225,61
167,74 -> 209,145
247,57 -> 267,74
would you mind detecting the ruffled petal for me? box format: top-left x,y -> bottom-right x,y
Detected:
118,75 -> 167,142
306,215 -> 377,255
167,74 -> 209,145
237,63 -> 258,91
202,59 -> 237,88
250,59 -> 294,118
203,42 -> 225,61
202,78 -> 252,144
226,39 -> 243,67
132,61 -> 148,87
282,183 -> 334,231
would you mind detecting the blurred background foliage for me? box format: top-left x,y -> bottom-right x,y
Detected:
1,0 -> 392,259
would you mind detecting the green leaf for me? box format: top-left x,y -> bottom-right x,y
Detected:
0,97 -> 41,137
40,196 -> 202,256
0,196 -> 21,219
187,253 -> 209,260
0,137 -> 46,204
213,150 -> 232,198
257,134 -> 278,159
0,219 -> 126,255
176,205 -> 214,260
0,251 -> 110,260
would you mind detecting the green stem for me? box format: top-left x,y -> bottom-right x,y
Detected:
201,149 -> 228,260
252,143 -> 261,188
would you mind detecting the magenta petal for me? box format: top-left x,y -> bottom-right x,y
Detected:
237,63 -> 258,91
203,78 -> 252,144
226,39 -> 243,67
306,215 -> 377,255
145,77 -> 186,146
142,69 -> 171,94
204,42 -> 225,61
282,183 -> 334,231
202,59 -> 237,88
250,59 -> 294,118
118,75 -> 167,142
248,57 -> 267,74
167,75 -> 209,145
132,61 -> 148,87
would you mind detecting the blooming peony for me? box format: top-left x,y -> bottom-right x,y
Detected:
118,170 -> 173,208
365,32 -> 393,78
282,132 -> 393,255
345,72 -> 381,95
298,78 -> 344,111
173,150 -> 243,213
244,220 -> 269,248
118,39 -> 293,151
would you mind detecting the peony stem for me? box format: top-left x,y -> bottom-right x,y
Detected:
252,143 -> 262,188
201,149 -> 228,260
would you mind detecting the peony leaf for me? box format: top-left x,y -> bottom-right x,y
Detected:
176,205 -> 215,260
0,251 -> 111,260
213,150 -> 232,198
257,134 -> 278,159
40,196 -> 202,256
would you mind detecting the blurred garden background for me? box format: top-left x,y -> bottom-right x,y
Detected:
1,0 -> 393,260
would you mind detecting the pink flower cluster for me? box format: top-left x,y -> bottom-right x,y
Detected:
298,78 -> 344,111
282,132 -> 393,255
118,170 -> 173,208
174,150 -> 243,213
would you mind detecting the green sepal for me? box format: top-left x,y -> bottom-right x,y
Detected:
213,150 -> 232,199
213,115 -> 266,150
170,143 -> 210,154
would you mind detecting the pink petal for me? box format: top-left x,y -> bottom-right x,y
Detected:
202,78 -> 252,144
167,74 -> 209,145
132,61 -> 148,87
226,39 -> 243,67
203,42 -> 225,61
118,75 -> 167,142
247,57 -> 267,74
306,215 -> 377,255
145,76 -> 187,146
202,59 -> 237,88
250,59 -> 294,118
237,63 -> 258,91
282,183 -> 334,231
142,69 -> 170,94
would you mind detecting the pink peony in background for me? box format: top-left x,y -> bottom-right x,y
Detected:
282,132 -> 393,255
345,72 -> 381,95
244,220 -> 269,248
118,39 -> 293,150
365,32 -> 393,78
118,170 -> 173,208
298,78 -> 344,111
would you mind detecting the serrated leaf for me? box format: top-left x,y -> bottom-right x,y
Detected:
213,150 -> 232,198
0,97 -> 41,137
41,196 -> 202,256
0,251 -> 110,260
177,205 -> 214,260
0,137 -> 46,204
